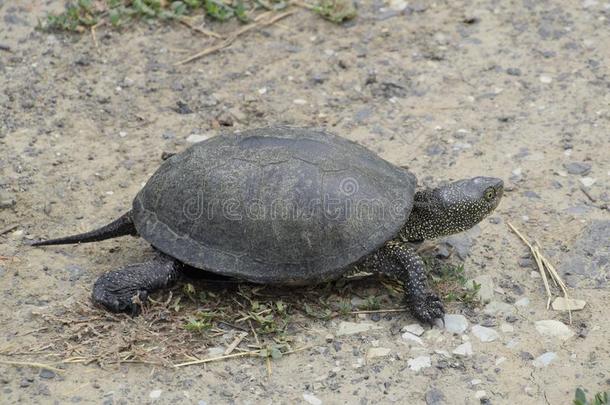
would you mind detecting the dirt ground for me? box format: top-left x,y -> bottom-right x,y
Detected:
1,0 -> 609,404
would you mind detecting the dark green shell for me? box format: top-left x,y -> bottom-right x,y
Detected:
132,127 -> 416,284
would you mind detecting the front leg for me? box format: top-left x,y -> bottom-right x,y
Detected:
92,253 -> 183,314
363,240 -> 444,324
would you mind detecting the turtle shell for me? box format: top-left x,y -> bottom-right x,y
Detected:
132,127 -> 416,284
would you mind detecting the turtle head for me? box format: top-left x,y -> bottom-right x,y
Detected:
402,177 -> 504,241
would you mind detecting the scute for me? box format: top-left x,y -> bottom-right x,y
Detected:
131,127 -> 416,284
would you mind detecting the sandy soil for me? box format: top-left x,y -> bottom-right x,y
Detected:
1,0 -> 609,404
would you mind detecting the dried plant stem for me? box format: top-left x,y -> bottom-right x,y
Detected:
176,10 -> 296,65
0,359 -> 62,372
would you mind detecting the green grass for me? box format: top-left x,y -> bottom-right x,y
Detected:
41,0 -> 355,32
424,256 -> 481,305
574,389 -> 608,405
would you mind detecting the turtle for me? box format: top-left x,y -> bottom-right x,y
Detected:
32,127 -> 503,323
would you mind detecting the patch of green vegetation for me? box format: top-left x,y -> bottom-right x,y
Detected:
424,256 -> 481,305
41,0 -> 355,32
312,0 -> 356,23
574,389 -> 609,405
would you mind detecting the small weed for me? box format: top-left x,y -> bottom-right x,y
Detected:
42,0 -> 355,32
312,0 -> 356,23
424,257 -> 481,305
184,318 -> 212,333
574,389 -> 609,405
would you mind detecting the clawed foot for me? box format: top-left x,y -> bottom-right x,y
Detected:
92,270 -> 148,315
408,293 -> 445,325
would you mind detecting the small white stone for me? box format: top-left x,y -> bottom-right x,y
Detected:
366,347 -> 391,359
444,314 -> 469,334
186,134 -> 210,143
535,320 -> 574,340
258,87 -> 267,95
530,271 -> 541,279
580,177 -> 597,187
564,149 -> 572,156
500,323 -> 514,333
471,379 -> 482,386
388,0 -> 408,11
402,324 -> 425,336
336,321 -> 382,336
539,75 -> 553,84
303,393 -> 322,405
149,390 -> 162,399
407,356 -> 431,371
552,297 -> 587,311
475,390 -> 487,400
471,325 -> 500,342
401,332 -> 424,346
484,301 -> 514,316
453,342 -> 473,357
495,356 -> 507,365
512,167 -> 522,176
533,352 -> 557,368
119,131 -> 127,138
293,99 -> 307,105
105,191 -> 114,195
515,297 -> 530,307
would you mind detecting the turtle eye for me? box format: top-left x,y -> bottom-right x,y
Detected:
484,187 -> 496,201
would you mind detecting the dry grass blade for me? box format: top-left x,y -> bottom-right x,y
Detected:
176,10 -> 296,65
0,359 -> 62,372
179,18 -> 223,39
224,332 -> 248,355
508,222 -> 575,322
174,350 -> 259,367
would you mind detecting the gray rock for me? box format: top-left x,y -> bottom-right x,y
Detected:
532,352 -> 557,368
452,342 -> 473,356
564,162 -> 591,175
0,192 -> 16,209
534,320 -> 574,340
443,314 -> 469,334
471,325 -> 500,342
39,370 -> 55,379
336,321 -> 382,336
425,388 -> 446,405
559,220 -> 609,288
439,225 -> 481,259
483,301 -> 515,316
506,67 -> 522,76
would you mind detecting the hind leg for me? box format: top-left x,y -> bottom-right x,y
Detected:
363,240 -> 444,324
92,253 -> 182,314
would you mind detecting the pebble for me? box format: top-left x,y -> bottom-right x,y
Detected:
532,352 -> 557,368
551,297 -> 587,311
534,320 -> 574,340
483,301 -> 514,316
500,323 -> 514,333
39,369 -> 55,379
402,324 -> 425,336
539,75 -> 552,83
149,390 -> 162,400
580,177 -> 596,187
401,331 -> 424,346
452,342 -> 473,357
186,134 -> 210,143
408,355 -> 431,371
443,314 -> 469,334
0,192 -> 16,209
293,99 -> 307,105
366,347 -> 391,359
475,390 -> 487,400
425,388 -> 446,405
564,162 -> 591,175
388,0 -> 408,11
303,393 -> 322,405
518,258 -> 534,268
336,321 -> 382,336
506,67 -> 522,76
471,325 -> 500,342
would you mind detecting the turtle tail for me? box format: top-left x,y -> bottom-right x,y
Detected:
30,211 -> 137,246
